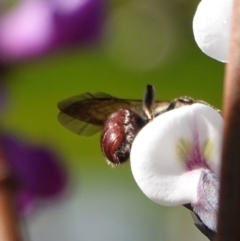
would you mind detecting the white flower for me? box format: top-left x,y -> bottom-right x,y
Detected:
193,0 -> 233,62
130,103 -> 223,206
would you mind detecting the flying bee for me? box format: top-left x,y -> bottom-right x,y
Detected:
57,85 -> 221,165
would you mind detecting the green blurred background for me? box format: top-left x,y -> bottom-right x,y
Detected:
2,0 -> 224,240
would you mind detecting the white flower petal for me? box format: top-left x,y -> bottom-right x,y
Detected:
130,104 -> 223,206
195,108 -> 222,176
193,0 -> 233,62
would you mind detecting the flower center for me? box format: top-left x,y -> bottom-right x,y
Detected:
175,130 -> 211,171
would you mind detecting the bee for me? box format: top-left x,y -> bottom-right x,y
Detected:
57,85 -> 220,165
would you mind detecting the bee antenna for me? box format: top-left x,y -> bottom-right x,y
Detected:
143,85 -> 155,121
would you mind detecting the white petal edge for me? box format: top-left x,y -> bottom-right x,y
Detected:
130,103 -> 223,206
193,0 -> 233,62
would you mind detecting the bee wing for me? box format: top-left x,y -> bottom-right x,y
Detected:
57,92 -> 144,136
57,112 -> 102,136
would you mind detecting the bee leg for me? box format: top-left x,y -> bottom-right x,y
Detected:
154,99 -> 178,117
166,99 -> 178,111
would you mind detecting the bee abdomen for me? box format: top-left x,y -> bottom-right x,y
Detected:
100,109 -> 146,165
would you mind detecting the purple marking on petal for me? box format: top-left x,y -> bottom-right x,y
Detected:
185,118 -> 210,171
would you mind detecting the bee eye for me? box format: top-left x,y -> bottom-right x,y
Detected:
100,109 -> 146,165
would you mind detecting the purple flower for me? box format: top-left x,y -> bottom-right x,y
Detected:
0,0 -> 104,61
0,134 -> 67,215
